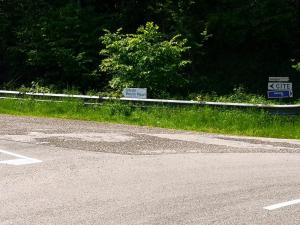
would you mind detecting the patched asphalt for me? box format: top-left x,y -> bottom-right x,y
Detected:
0,115 -> 299,154
1,115 -> 300,225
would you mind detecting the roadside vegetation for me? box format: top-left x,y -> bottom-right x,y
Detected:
7,83 -> 300,105
1,1 -> 300,139
0,98 -> 299,139
1,1 -> 300,99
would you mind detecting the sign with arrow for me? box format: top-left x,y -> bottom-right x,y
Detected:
267,77 -> 293,99
268,82 -> 292,91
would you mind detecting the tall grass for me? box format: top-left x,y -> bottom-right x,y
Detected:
0,98 -> 299,139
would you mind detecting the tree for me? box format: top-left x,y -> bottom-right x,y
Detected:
100,22 -> 191,97
296,0 -> 300,26
3,2 -> 104,90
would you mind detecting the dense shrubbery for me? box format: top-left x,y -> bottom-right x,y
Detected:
100,22 -> 191,97
1,0 -> 300,98
192,87 -> 270,104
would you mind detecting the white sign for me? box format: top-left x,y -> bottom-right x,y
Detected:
269,77 -> 289,82
122,88 -> 147,99
268,82 -> 292,91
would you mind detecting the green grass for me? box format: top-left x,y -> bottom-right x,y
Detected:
0,98 -> 299,139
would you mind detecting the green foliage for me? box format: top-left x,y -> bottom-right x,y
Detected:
100,22 -> 191,97
293,62 -> 300,72
218,87 -> 267,104
2,2 -> 104,90
1,98 -> 300,139
108,102 -> 134,117
1,0 -> 300,98
19,4 -> 97,83
18,81 -> 51,93
193,87 -> 270,104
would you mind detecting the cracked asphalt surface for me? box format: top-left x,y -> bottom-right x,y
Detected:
1,115 -> 300,225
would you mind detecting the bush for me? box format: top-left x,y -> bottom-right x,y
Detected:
99,22 -> 191,97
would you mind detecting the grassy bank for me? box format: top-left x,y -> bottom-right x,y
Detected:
0,98 -> 299,139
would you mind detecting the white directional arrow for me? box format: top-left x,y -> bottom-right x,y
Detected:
268,83 -> 274,90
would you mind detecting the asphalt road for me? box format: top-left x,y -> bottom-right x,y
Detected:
1,115 -> 300,225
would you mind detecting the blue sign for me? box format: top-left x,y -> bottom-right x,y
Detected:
267,91 -> 292,99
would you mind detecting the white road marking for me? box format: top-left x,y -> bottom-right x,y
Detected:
264,199 -> 300,210
0,149 -> 42,165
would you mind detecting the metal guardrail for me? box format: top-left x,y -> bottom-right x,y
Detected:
0,90 -> 300,115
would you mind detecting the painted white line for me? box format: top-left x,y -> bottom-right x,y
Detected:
264,199 -> 300,210
0,149 -> 42,166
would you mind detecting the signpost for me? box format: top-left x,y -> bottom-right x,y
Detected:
122,88 -> 147,99
267,77 -> 293,99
